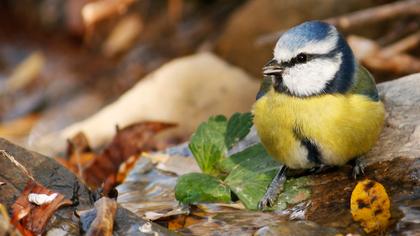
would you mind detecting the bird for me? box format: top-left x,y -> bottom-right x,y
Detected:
252,21 -> 385,209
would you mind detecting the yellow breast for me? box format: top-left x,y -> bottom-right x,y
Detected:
252,90 -> 384,169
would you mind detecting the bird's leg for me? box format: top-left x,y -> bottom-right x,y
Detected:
258,165 -> 287,210
306,164 -> 337,175
350,157 -> 365,179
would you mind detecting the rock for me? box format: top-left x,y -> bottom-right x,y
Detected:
0,138 -> 92,210
0,138 -> 177,235
35,52 -> 259,155
367,73 -> 420,162
215,0 -> 383,77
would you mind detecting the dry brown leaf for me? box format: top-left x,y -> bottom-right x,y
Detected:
80,197 -> 117,236
115,154 -> 141,183
67,132 -> 92,156
60,122 -> 176,189
11,180 -> 72,235
167,214 -> 188,231
83,121 -> 176,187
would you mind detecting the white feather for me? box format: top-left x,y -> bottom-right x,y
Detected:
282,53 -> 342,96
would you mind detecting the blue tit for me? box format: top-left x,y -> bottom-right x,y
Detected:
252,21 -> 385,208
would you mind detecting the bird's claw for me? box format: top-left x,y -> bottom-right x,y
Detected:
257,165 -> 287,210
258,189 -> 279,210
352,157 -> 365,179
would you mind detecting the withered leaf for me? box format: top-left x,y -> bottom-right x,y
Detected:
66,131 -> 92,156
79,197 -> 117,236
11,180 -> 72,235
83,122 -> 176,187
61,122 -> 176,189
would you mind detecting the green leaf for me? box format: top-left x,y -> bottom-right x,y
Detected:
219,142 -> 268,173
225,112 -> 253,149
175,173 -> 231,204
224,143 -> 281,210
274,177 -> 311,211
189,115 -> 228,176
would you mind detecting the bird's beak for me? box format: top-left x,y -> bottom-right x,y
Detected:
263,59 -> 283,76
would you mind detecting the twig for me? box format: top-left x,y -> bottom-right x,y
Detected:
367,54 -> 420,74
82,0 -> 135,28
377,19 -> 420,46
380,31 -> 420,57
325,0 -> 420,31
348,34 -> 420,74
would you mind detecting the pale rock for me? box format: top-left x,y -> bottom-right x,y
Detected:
35,53 -> 259,154
366,73 -> 420,163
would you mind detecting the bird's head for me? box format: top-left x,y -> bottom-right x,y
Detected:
263,21 -> 356,97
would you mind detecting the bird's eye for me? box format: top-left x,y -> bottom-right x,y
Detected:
296,53 -> 307,63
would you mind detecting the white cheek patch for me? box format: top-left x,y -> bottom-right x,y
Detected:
274,30 -> 338,62
282,53 -> 342,96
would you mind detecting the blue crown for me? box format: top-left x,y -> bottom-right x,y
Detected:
277,21 -> 333,51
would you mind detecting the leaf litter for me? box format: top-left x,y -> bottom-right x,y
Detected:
11,180 -> 73,235
57,121 -> 176,190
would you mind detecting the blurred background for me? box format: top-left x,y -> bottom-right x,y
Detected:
0,0 -> 419,154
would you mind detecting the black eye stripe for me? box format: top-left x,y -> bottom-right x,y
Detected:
281,49 -> 339,68
281,54 -> 312,67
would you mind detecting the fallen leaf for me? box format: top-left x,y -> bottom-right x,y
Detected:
167,214 -> 188,231
57,152 -> 96,176
60,122 -> 176,189
11,180 -> 72,235
189,115 -> 228,176
79,197 -> 117,236
350,179 -> 391,233
224,144 -> 280,210
83,121 -> 176,187
115,154 -> 141,183
189,113 -> 253,177
154,154 -> 201,176
225,112 -> 253,150
66,132 -> 92,156
57,132 -> 96,174
175,173 -> 231,204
